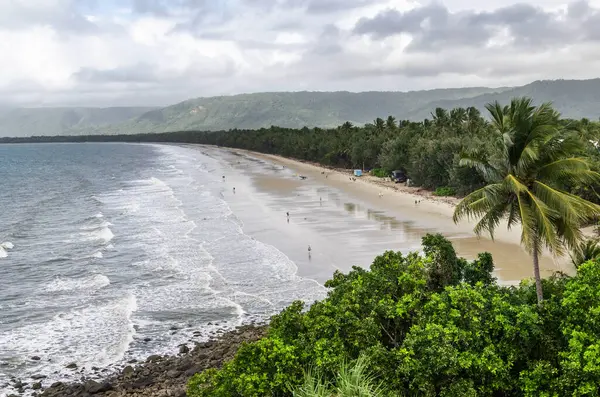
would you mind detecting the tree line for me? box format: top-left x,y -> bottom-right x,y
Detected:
3,97 -> 598,200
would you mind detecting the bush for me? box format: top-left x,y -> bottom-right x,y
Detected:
432,186 -> 456,196
187,235 -> 600,397
370,168 -> 389,178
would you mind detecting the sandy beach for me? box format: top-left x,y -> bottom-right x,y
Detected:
193,145 -> 573,285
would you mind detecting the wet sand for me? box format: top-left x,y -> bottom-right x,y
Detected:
193,145 -> 572,285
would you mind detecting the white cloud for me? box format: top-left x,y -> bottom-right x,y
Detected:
1,0 -> 600,107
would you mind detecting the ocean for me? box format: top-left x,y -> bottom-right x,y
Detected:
0,143 -> 326,395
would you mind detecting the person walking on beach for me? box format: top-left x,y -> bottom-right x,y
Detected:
308,245 -> 312,257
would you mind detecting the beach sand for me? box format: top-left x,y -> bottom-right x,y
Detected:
193,145 -> 573,285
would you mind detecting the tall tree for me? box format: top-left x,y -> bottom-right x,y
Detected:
453,97 -> 600,303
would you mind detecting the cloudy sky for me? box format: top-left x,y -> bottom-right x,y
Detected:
2,0 -> 600,107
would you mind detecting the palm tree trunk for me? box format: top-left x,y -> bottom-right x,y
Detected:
532,243 -> 543,304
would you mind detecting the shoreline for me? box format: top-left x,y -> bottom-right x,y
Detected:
238,149 -> 461,206
214,146 -> 575,278
21,324 -> 267,397
237,148 -> 597,239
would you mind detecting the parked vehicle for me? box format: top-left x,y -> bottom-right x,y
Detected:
391,170 -> 407,183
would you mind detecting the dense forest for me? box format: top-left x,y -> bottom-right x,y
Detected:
3,99 -> 599,200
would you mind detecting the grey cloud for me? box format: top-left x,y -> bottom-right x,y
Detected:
304,0 -> 370,14
73,64 -> 160,84
353,1 -> 600,52
71,58 -> 237,87
0,1 -> 99,33
241,0 -> 370,14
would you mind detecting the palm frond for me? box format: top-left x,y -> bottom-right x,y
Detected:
459,151 -> 502,182
453,183 -> 505,223
569,238 -> 600,268
336,355 -> 384,397
292,368 -> 331,397
537,158 -> 597,181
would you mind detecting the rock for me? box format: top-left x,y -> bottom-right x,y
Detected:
31,356 -> 41,361
166,370 -> 181,378
122,365 -> 134,377
66,363 -> 77,369
84,379 -> 112,394
35,324 -> 268,397
169,326 -> 179,331
32,382 -> 42,390
31,374 -> 46,380
178,344 -> 189,354
146,355 -> 162,363
143,337 -> 152,342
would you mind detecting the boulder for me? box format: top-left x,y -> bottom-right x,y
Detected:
84,379 -> 112,394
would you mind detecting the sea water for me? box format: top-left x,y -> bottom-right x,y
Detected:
0,143 -> 325,395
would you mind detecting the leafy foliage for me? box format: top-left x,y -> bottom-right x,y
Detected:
187,234 -> 600,397
370,168 -> 389,178
432,186 -> 456,196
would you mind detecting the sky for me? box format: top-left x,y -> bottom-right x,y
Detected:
2,0 -> 600,107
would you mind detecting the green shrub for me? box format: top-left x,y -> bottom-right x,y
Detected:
187,235 -> 600,397
291,356 -> 385,397
370,168 -> 389,178
432,186 -> 456,196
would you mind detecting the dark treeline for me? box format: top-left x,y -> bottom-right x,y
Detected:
2,99 -> 599,199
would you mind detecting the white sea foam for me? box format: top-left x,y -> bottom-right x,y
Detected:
82,225 -> 114,243
0,242 -> 13,259
94,213 -> 104,218
90,251 -> 103,259
45,274 -> 110,292
0,293 -> 138,386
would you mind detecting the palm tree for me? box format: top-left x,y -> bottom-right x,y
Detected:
386,116 -> 397,133
453,97 -> 600,303
570,238 -> 600,268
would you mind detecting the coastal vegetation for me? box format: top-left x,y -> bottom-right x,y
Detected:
186,234 -> 600,396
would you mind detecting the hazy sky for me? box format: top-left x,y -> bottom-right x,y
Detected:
2,0 -> 600,107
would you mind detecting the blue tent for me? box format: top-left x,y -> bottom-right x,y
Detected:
353,169 -> 362,177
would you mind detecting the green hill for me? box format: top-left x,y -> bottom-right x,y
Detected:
2,78 -> 600,137
408,79 -> 600,120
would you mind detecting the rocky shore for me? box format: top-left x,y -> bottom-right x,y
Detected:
6,324 -> 267,397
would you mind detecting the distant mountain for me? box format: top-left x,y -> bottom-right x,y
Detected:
407,79 -> 600,121
1,79 -> 600,137
0,107 -> 156,137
